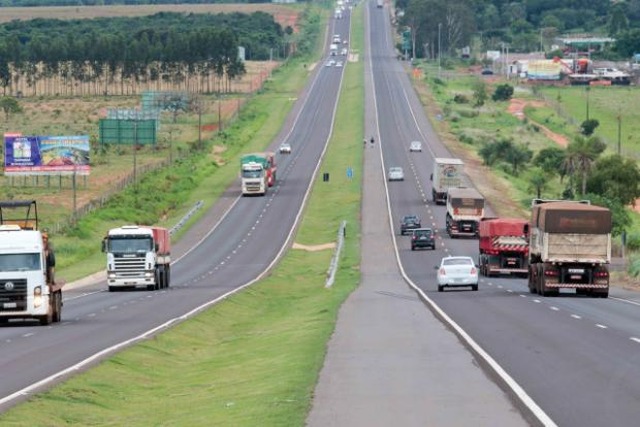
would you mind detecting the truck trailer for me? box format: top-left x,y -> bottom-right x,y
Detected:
430,158 -> 464,205
527,200 -> 611,297
478,218 -> 529,277
445,187 -> 484,238
0,200 -> 63,325
103,225 -> 171,292
241,152 -> 277,196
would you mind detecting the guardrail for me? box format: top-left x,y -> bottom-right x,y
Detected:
170,200 -> 204,235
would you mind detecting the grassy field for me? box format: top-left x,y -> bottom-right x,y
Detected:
0,4 -> 364,426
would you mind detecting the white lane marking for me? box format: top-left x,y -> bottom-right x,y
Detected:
22,333 -> 35,338
610,296 -> 640,307
631,337 -> 640,344
533,299 -> 542,303
550,306 -> 559,311
571,314 -> 582,320
596,324 -> 607,329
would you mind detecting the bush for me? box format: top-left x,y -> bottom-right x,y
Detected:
626,234 -> 640,252
492,84 -> 514,102
453,94 -> 469,104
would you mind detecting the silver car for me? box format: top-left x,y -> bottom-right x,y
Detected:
279,142 -> 291,154
409,141 -> 422,152
388,167 -> 404,181
435,256 -> 479,292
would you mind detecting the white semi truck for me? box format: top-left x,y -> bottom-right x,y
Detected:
430,158 -> 464,205
102,225 -> 171,292
0,200 -> 63,325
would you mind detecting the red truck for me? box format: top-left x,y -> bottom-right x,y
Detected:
103,225 -> 171,291
478,218 -> 529,277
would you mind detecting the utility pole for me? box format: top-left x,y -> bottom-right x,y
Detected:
617,113 -> 622,155
438,23 -> 442,78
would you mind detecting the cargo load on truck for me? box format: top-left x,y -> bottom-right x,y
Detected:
0,200 -> 63,325
430,158 -> 464,205
478,218 -> 529,277
102,225 -> 171,292
445,187 -> 484,238
528,200 -> 611,297
240,152 -> 277,196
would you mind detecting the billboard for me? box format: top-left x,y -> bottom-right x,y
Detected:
4,135 -> 90,176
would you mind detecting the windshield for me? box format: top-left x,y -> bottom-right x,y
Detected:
242,169 -> 263,179
0,253 -> 41,272
108,236 -> 152,254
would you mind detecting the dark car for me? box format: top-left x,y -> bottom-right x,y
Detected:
400,215 -> 421,235
411,228 -> 436,250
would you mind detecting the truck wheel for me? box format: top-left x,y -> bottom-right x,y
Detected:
108,286 -> 117,292
472,284 -> 478,291
40,309 -> 53,326
437,285 -> 444,292
166,267 -> 171,288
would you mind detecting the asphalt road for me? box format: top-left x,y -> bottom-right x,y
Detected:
0,14 -> 352,412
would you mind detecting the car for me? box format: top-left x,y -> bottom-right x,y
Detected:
400,215 -> 421,235
279,142 -> 291,154
481,68 -> 494,75
411,228 -> 435,250
341,48 -> 348,56
435,256 -> 479,292
388,166 -> 404,181
336,61 -> 343,67
326,60 -> 336,67
409,141 -> 422,152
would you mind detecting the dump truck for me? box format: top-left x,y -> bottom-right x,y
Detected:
102,225 -> 171,292
0,200 -> 63,325
527,199 -> 611,297
478,218 -> 529,277
445,187 -> 484,238
430,158 -> 464,205
241,152 -> 277,196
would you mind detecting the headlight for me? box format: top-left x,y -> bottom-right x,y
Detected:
34,286 -> 42,308
108,273 -> 116,279
145,272 -> 153,278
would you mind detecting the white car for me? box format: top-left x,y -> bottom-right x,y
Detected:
336,61 -> 343,67
435,256 -> 479,292
326,60 -> 336,67
388,167 -> 404,181
409,141 -> 422,152
279,142 -> 291,154
341,47 -> 348,56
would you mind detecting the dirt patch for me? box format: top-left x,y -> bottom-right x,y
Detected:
293,242 -> 336,252
507,98 -> 569,147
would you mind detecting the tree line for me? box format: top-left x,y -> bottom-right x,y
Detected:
0,0 -> 280,6
0,11 -> 291,96
397,0 -> 640,59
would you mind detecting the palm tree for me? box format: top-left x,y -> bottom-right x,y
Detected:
562,135 -> 606,196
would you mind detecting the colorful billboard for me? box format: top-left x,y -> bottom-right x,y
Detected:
4,135 -> 90,176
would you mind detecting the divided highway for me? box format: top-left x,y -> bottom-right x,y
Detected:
0,13 -> 353,411
367,1 -> 640,426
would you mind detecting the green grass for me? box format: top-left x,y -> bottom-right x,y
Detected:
0,4 -> 365,426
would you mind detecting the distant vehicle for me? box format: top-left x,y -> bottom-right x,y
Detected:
330,43 -> 339,56
435,256 -> 478,292
326,60 -> 336,67
411,228 -> 435,251
377,0 -> 383,8
336,61 -> 343,67
400,215 -> 421,235
279,142 -> 291,154
430,158 -> 464,204
333,34 -> 341,44
409,141 -> 422,152
341,47 -> 348,56
240,152 -> 277,196
478,218 -> 529,277
481,68 -> 494,75
388,166 -> 404,181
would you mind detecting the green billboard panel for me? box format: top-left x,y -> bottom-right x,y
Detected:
99,119 -> 157,145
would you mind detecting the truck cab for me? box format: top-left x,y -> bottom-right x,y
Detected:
241,161 -> 267,196
0,200 -> 63,325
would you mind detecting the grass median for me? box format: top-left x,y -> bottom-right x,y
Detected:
0,4 -> 365,427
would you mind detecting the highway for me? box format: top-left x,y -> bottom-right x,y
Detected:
0,12 -> 352,412
366,1 -> 640,426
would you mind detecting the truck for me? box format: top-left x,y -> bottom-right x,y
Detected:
478,218 -> 529,277
430,158 -> 464,205
0,200 -> 63,325
527,199 -> 611,298
445,187 -> 484,238
241,152 -> 277,196
102,225 -> 171,292
377,0 -> 383,8
330,43 -> 339,56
